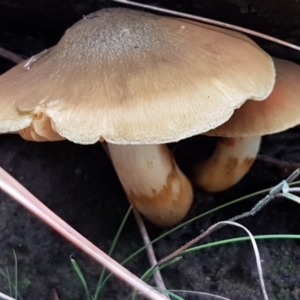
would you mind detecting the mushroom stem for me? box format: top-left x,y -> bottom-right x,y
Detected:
107,143 -> 193,226
194,136 -> 261,192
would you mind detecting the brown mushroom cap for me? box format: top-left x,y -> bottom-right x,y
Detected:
206,58 -> 300,137
0,8 -> 275,145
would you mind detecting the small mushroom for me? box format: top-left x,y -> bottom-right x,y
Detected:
195,58 -> 300,192
0,8 -> 275,226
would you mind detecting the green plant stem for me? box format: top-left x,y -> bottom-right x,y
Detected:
94,206 -> 132,299
5,267 -> 12,297
142,258 -> 181,283
71,258 -> 91,300
181,234 -> 300,255
12,250 -> 17,300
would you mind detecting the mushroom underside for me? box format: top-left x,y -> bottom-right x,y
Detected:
18,107 -> 64,142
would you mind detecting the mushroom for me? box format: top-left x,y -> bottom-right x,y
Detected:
0,8 -> 275,226
194,57 -> 300,192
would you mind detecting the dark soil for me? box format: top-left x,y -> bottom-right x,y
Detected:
0,1 -> 300,299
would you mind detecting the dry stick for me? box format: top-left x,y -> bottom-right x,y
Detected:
52,289 -> 60,300
133,209 -> 170,299
0,45 -> 51,66
0,167 -> 167,300
159,222 -> 223,266
256,154 -> 300,171
0,47 -> 23,64
113,0 -> 300,52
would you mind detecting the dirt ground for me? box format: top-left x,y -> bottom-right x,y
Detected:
0,1 -> 300,299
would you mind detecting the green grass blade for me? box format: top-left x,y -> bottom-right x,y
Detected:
70,258 -> 91,300
107,206 -> 133,257
182,234 -> 300,255
5,267 -> 12,297
147,235 -> 300,274
93,206 -> 132,299
154,288 -> 185,300
12,250 -> 17,300
141,258 -> 181,284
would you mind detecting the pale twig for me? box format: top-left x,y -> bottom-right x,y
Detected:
52,289 -> 60,300
0,292 -> 15,300
159,221 -> 268,300
133,209 -> 170,299
0,47 -> 23,64
256,154 -> 300,171
113,0 -> 300,52
0,167 -> 167,300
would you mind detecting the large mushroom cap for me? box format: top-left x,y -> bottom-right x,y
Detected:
0,8 -> 275,144
206,58 -> 300,137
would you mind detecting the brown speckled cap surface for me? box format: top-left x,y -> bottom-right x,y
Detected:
0,8 -> 275,144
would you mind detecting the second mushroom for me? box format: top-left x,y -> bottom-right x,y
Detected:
194,57 -> 300,192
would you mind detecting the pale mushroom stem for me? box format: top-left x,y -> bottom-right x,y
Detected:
194,136 -> 261,192
107,143 -> 193,227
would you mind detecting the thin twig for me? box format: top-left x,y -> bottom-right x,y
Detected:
0,167 -> 167,300
113,0 -> 300,52
256,154 -> 300,172
133,209 -> 170,299
159,222 -> 222,266
52,289 -> 60,300
0,47 -> 23,64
